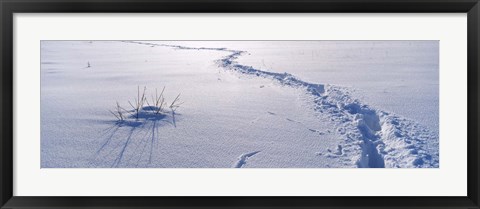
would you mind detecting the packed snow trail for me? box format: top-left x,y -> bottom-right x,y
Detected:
123,41 -> 439,168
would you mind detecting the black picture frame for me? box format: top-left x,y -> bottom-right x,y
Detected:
1,0 -> 479,208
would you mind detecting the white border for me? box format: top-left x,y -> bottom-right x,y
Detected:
14,13 -> 467,196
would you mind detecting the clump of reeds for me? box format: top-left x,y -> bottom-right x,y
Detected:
109,86 -> 182,121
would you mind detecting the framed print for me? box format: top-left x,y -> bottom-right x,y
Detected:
1,0 -> 479,208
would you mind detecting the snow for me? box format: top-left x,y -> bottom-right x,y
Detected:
41,41 -> 439,168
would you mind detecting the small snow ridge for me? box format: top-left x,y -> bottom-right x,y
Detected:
233,151 -> 261,168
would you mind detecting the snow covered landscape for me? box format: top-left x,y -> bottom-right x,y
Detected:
41,41 -> 439,168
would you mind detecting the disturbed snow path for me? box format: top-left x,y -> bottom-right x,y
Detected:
124,41 -> 439,168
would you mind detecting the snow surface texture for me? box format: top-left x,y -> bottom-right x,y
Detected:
41,41 -> 439,168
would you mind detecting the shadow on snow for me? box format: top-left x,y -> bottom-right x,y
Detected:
90,108 -> 180,168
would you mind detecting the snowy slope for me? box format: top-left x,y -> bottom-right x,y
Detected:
41,41 -> 439,168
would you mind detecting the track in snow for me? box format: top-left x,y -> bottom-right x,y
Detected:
233,151 -> 261,168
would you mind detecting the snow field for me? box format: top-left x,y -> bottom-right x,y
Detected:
41,41 -> 439,168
